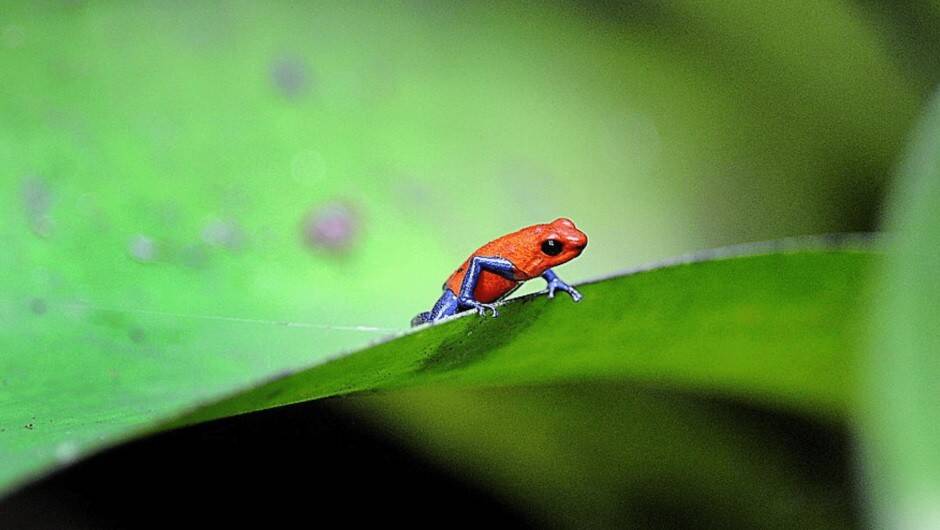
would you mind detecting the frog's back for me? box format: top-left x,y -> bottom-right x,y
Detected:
444,227 -> 537,303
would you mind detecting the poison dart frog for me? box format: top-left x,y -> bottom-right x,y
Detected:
411,218 -> 587,326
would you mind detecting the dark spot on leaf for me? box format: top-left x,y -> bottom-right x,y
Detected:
201,218 -> 245,250
129,235 -> 158,263
270,55 -> 311,100
24,423 -> 34,430
21,177 -> 53,238
29,298 -> 47,315
179,243 -> 211,269
89,309 -> 133,333
391,178 -> 435,213
129,328 -> 146,344
301,202 -> 361,253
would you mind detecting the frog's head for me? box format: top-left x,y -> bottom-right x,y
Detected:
539,217 -> 587,266
499,217 -> 588,279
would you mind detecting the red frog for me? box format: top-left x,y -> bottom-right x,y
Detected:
412,218 -> 588,326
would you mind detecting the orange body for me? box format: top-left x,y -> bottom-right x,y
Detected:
444,218 -> 588,303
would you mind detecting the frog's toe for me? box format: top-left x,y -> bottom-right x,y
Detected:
479,303 -> 498,317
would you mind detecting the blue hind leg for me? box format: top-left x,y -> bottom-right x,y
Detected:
411,289 -> 459,326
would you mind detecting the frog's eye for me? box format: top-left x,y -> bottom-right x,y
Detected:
541,239 -> 563,256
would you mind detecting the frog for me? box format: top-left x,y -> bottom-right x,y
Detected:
411,217 -> 587,326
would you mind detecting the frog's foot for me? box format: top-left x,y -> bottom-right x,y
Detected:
458,297 -> 499,318
411,311 -> 432,327
547,279 -> 583,302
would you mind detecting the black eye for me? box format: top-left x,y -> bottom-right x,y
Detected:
541,239 -> 563,256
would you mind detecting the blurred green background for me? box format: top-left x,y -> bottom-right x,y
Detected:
2,1 -> 939,527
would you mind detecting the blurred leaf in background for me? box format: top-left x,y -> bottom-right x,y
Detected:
865,89 -> 940,528
355,384 -> 858,529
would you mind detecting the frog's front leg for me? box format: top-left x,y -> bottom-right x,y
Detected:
542,269 -> 582,302
457,256 -> 516,317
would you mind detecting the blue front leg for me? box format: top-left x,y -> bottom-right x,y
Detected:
457,256 -> 516,317
410,256 -> 516,326
542,269 -> 582,302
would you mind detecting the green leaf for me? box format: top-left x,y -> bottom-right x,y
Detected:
174,245 -> 875,428
0,245 -> 876,497
865,90 -> 940,528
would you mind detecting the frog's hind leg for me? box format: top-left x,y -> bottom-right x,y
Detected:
410,312 -> 431,327
428,289 -> 459,321
411,289 -> 459,326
